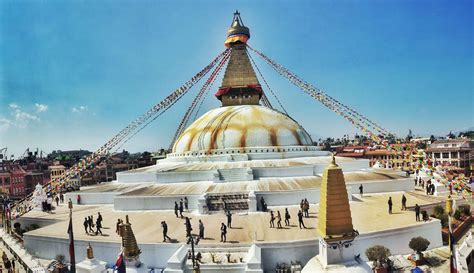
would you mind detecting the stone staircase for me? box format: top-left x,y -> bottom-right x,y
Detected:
218,168 -> 253,182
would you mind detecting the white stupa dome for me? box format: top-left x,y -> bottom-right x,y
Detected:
171,105 -> 314,156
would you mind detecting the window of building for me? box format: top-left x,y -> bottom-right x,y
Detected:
434,153 -> 440,158
451,152 -> 458,158
442,153 -> 449,158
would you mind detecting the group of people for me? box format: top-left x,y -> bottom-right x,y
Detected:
387,194 -> 408,214
83,212 -> 103,235
41,192 -> 65,212
300,199 -> 310,218
174,197 -> 189,218
268,206 -> 307,229
425,180 -> 436,195
415,177 -> 436,195
161,217 -> 206,243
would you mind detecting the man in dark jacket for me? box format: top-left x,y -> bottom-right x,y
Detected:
161,221 -> 171,242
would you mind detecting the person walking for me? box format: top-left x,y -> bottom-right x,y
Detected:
304,198 -> 310,217
97,212 -> 103,226
298,210 -> 306,229
401,194 -> 407,210
55,195 -> 59,206
415,204 -> 421,222
83,217 -> 89,234
174,201 -> 179,218
161,221 -> 171,242
226,210 -> 232,228
77,194 -> 81,205
276,211 -> 282,228
184,197 -> 189,211
95,216 -> 102,235
260,197 -> 267,212
220,223 -> 227,242
116,218 -> 122,234
199,219 -> 205,239
184,217 -> 192,237
88,216 -> 94,233
359,184 -> 363,196
269,211 -> 275,228
179,199 -> 184,218
60,192 -> 64,203
388,197 -> 393,214
284,208 -> 291,226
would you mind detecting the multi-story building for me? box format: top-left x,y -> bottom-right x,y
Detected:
426,139 -> 473,174
9,165 -> 26,199
48,164 -> 65,187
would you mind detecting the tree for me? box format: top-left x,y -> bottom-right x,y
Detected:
432,205 -> 445,218
409,237 -> 430,259
365,245 -> 391,268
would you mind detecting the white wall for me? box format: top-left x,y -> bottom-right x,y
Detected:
23,234 -> 181,269
354,219 -> 443,260
348,178 -> 414,195
253,165 -> 314,179
66,192 -> 118,205
257,240 -> 318,272
114,195 -> 201,211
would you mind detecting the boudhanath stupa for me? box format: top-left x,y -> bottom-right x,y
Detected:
13,11 -> 452,273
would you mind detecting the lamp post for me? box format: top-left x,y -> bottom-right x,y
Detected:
68,199 -> 76,273
186,235 -> 200,273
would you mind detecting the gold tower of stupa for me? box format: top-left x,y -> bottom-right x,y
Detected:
215,10 -> 262,107
317,156 -> 355,240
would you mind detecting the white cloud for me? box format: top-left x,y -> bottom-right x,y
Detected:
0,117 -> 12,132
1,103 -> 41,129
13,109 -> 40,128
72,105 -> 88,113
35,103 -> 48,113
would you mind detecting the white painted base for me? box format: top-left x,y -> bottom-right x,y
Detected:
76,258 -> 107,273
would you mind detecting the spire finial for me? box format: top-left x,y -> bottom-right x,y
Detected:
329,153 -> 338,167
225,11 -> 250,47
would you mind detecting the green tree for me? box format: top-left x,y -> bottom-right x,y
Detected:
409,237 -> 430,259
365,245 -> 391,268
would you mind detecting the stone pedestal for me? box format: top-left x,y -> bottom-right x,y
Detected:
248,191 -> 257,212
76,258 -> 107,273
197,194 -> 207,214
318,237 -> 357,268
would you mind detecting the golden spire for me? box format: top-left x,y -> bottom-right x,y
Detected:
317,156 -> 354,241
119,215 -> 142,259
216,12 -> 262,106
86,243 -> 94,259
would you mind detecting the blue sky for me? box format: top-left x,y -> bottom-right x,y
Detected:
0,0 -> 472,156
